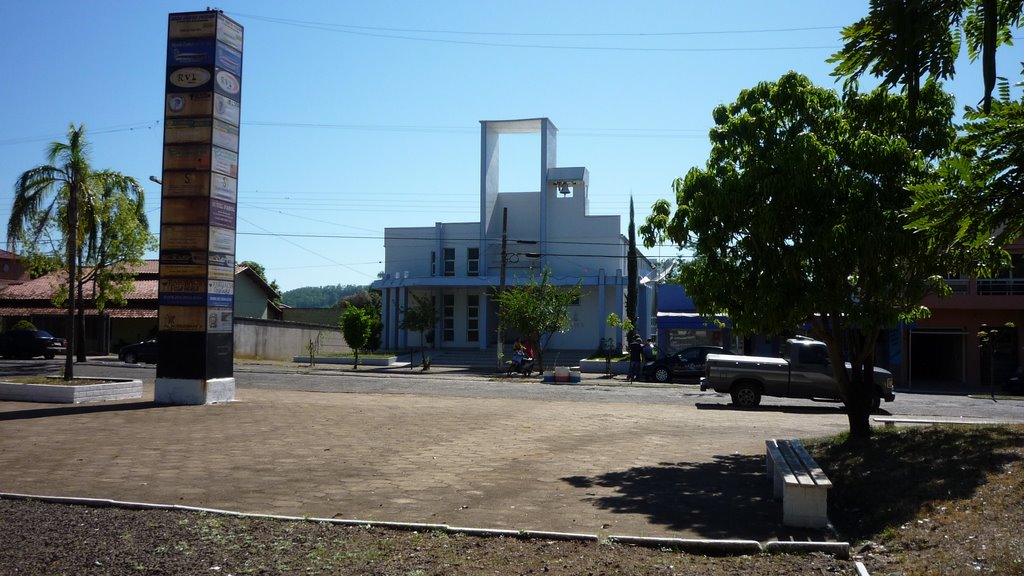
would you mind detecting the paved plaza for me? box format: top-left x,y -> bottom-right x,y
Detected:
0,376 -> 852,542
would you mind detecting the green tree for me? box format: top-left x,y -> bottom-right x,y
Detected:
909,95 -> 1024,255
340,304 -> 373,369
72,192 -> 155,359
8,124 -> 146,379
495,268 -> 582,373
341,290 -> 382,351
399,293 -> 438,369
830,0 -> 1022,115
641,72 -> 957,439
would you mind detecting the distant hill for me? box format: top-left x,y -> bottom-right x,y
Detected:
281,284 -> 368,308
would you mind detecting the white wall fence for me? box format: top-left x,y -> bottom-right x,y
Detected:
234,317 -> 351,361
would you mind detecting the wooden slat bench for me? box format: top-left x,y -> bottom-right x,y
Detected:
765,439 -> 832,528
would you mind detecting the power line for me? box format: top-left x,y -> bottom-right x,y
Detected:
234,12 -> 842,52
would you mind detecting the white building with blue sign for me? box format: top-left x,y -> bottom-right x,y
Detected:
371,118 -> 655,355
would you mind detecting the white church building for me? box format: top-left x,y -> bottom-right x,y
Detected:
371,118 -> 654,354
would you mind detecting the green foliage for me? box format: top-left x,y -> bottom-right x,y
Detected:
606,313 -> 634,337
829,0 -> 1023,113
11,320 -> 37,331
281,284 -> 368,308
909,98 -> 1024,258
8,123 -> 150,376
495,268 -> 582,369
339,306 -> 373,369
641,72 -> 959,437
340,291 -> 382,351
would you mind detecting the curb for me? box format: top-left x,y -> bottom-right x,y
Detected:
0,492 -> 849,558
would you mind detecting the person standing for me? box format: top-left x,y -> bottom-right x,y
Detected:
627,337 -> 644,382
643,338 -> 656,361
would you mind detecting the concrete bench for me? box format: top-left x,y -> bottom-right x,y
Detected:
765,439 -> 831,528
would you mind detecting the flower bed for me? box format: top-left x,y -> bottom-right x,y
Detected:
0,378 -> 144,404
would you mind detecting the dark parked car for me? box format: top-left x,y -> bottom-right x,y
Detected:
0,329 -> 67,359
642,345 -> 734,383
118,339 -> 158,364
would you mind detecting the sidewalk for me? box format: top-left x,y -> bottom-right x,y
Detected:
0,368 -> 850,543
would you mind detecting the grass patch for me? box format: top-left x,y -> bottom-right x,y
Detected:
806,425 -> 1024,542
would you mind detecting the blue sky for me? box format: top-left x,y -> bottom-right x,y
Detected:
1,1 -> 1021,292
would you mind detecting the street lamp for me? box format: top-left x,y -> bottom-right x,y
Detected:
149,175 -> 162,185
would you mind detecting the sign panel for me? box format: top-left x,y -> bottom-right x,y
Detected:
162,197 -> 210,225
160,249 -> 207,278
207,308 -> 234,333
211,174 -> 237,202
159,278 -> 207,306
162,171 -> 211,197
164,144 -> 211,171
216,43 -> 242,75
213,93 -> 240,126
168,11 -> 218,39
211,146 -> 238,176
207,251 -> 234,281
213,70 -> 241,100
164,118 -> 213,144
160,224 -> 209,250
207,279 -> 234,307
217,16 -> 244,51
167,92 -> 213,117
209,198 -> 236,229
159,305 -> 207,332
209,225 -> 235,253
168,39 -> 215,66
167,65 -> 214,93
212,119 -> 239,151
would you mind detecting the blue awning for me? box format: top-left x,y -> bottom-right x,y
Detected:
657,312 -> 730,330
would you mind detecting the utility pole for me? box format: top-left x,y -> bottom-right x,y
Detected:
497,207 -> 508,369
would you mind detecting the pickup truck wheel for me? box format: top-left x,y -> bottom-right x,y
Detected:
653,368 -> 671,383
731,383 -> 761,408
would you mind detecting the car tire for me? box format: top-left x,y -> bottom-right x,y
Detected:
124,352 -> 136,364
730,382 -> 762,408
653,367 -> 671,383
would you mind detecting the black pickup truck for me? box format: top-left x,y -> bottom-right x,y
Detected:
700,337 -> 895,411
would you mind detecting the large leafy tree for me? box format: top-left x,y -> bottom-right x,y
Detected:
8,124 -> 146,379
495,268 -> 582,373
641,72 -> 957,439
830,0 -> 1022,114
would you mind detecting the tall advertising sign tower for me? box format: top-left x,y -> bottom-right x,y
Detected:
155,10 -> 243,404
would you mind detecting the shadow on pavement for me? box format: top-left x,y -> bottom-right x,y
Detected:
0,401 -> 165,422
562,453 -> 830,541
693,402 -> 849,415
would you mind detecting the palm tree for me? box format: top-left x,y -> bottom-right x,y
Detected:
8,124 -> 144,379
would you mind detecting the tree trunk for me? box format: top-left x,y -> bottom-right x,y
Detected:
75,279 -> 87,362
63,181 -> 79,380
846,367 -> 874,440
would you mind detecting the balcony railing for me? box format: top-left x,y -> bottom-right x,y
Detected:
976,278 -> 1024,296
